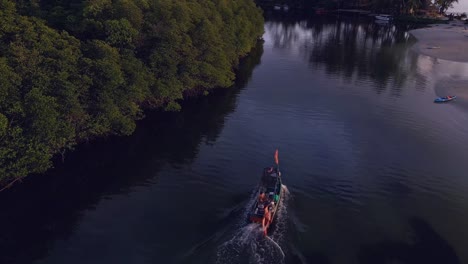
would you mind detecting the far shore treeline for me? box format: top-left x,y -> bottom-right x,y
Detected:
0,0 -> 263,185
257,0 -> 459,15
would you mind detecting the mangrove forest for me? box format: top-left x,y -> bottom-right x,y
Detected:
0,0 -> 264,185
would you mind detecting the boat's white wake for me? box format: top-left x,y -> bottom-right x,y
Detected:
215,223 -> 284,264
215,185 -> 290,264
265,236 -> 285,258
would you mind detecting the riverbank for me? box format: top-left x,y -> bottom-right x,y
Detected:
409,20 -> 468,62
0,0 -> 264,188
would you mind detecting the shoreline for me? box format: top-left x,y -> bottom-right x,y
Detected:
410,21 -> 468,112
409,20 -> 468,63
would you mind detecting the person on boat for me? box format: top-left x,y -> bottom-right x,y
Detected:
267,167 -> 273,173
258,192 -> 267,203
262,206 -> 271,236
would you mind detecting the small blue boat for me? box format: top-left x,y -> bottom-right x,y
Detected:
434,95 -> 456,103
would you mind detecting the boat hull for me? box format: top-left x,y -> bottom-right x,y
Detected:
375,15 -> 392,21
248,167 -> 283,235
434,96 -> 457,103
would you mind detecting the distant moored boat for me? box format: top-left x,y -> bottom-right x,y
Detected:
375,14 -> 393,21
434,95 -> 457,103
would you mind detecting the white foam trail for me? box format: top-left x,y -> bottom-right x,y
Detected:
282,184 -> 290,196
270,184 -> 290,242
215,185 -> 291,264
215,224 -> 266,264
265,236 -> 285,259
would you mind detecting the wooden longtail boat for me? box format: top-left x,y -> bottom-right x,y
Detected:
248,150 -> 283,236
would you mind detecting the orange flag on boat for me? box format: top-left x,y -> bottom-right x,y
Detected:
274,149 -> 279,165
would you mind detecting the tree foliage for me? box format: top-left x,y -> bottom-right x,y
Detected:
0,0 -> 264,183
265,0 -> 441,15
434,0 -> 458,14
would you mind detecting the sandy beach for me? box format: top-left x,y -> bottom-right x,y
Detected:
409,21 -> 468,63
410,21 -> 468,109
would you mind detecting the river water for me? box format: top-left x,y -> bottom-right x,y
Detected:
1,16 -> 468,264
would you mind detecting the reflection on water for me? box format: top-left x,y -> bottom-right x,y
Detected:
265,16 -> 425,95
2,16 -> 468,264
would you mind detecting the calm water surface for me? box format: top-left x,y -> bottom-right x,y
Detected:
2,17 -> 468,264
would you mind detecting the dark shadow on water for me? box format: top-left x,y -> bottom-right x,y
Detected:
358,217 -> 461,264
0,42 -> 264,264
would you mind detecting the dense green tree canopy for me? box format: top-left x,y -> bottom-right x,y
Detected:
0,0 -> 264,184
259,0 -> 452,15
